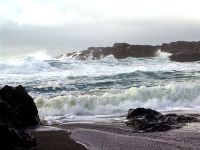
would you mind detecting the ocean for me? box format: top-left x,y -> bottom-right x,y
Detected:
1,51 -> 200,124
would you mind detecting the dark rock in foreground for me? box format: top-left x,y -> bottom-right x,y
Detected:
0,85 -> 40,150
0,85 -> 41,126
63,43 -> 159,60
125,108 -> 199,132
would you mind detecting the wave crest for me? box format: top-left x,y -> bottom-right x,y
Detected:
35,83 -> 200,123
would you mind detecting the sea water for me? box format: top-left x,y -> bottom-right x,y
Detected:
1,51 -> 200,124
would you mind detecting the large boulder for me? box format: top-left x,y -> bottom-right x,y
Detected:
125,108 -> 199,132
161,41 -> 200,62
0,85 -> 40,150
0,96 -> 37,150
62,43 -> 159,60
0,85 -> 40,126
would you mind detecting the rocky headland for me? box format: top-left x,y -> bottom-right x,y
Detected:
60,43 -> 159,60
60,41 -> 200,62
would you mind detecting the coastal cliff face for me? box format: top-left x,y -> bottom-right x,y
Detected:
60,41 -> 200,62
62,43 -> 159,60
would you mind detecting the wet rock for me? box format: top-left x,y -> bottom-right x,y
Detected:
125,108 -> 199,132
127,108 -> 161,120
60,41 -> 200,62
63,43 -> 159,60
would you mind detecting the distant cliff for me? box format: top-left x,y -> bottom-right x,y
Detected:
59,41 -> 200,62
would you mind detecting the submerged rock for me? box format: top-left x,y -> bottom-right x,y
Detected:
0,85 -> 40,150
125,108 -> 199,132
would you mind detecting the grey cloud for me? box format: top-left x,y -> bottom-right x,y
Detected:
1,18 -> 200,57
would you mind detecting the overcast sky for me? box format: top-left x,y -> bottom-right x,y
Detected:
1,0 -> 200,57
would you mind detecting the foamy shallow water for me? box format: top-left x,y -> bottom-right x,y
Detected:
1,51 -> 200,124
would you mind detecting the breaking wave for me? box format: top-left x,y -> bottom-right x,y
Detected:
1,51 -> 200,75
1,51 -> 200,124
35,83 -> 200,123
0,51 -> 52,74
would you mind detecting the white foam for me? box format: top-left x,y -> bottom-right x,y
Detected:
1,51 -> 200,77
35,83 -> 200,123
156,49 -> 172,59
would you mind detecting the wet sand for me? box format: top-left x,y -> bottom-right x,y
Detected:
62,121 -> 200,150
29,111 -> 200,150
71,128 -> 200,150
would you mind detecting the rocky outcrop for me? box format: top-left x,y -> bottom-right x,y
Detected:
60,41 -> 200,62
161,41 -> 200,62
125,108 -> 199,132
0,85 -> 40,150
161,41 -> 200,54
63,43 -> 159,60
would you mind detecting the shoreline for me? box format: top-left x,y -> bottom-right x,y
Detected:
29,110 -> 200,150
64,121 -> 200,150
29,121 -> 200,150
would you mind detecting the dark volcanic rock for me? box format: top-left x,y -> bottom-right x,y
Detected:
127,108 -> 161,120
161,41 -> 200,62
0,85 -> 40,150
125,108 -> 199,132
64,43 -> 159,60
